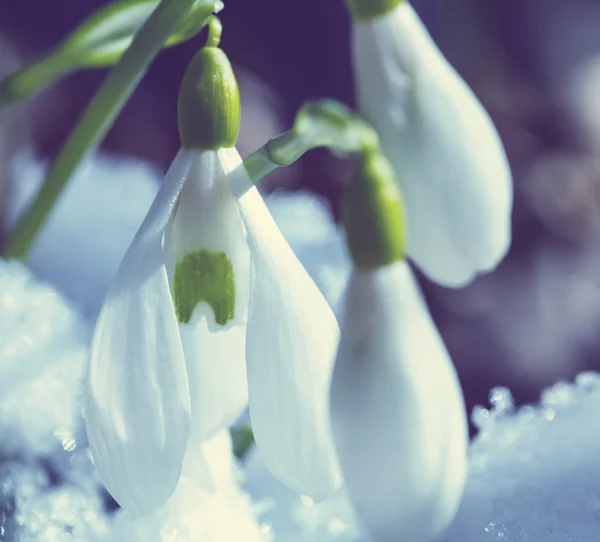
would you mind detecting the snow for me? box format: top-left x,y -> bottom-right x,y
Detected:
0,260 -> 87,456
3,150 -> 600,541
442,378 -> 600,541
8,151 -> 160,318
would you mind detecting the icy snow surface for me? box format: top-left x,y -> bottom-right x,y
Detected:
3,151 -> 600,541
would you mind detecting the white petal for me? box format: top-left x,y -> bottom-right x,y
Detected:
176,320 -> 248,443
85,149 -> 194,515
163,149 -> 250,443
353,3 -> 513,287
181,428 -> 236,492
330,260 -> 468,542
230,155 -> 342,500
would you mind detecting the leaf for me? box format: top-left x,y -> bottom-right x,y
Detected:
61,0 -> 218,67
0,0 -> 218,108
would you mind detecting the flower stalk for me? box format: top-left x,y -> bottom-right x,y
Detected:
243,99 -> 378,184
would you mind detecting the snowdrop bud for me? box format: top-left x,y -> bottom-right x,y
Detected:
346,0 -> 404,21
178,17 -> 240,150
351,1 -> 513,287
330,260 -> 468,542
343,149 -> 405,268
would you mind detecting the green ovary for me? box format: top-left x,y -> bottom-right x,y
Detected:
346,0 -> 404,21
174,250 -> 236,326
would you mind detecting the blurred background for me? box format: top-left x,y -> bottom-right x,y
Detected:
1,0 -> 600,428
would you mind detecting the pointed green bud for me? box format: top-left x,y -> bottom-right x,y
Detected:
178,17 -> 240,150
346,0 -> 404,21
343,149 -> 405,268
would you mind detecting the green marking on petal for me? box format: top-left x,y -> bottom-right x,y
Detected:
346,0 -> 404,21
174,250 -> 236,325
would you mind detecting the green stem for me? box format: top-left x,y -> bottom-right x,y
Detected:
243,99 -> 379,184
0,54 -> 72,111
206,15 -> 223,48
231,425 -> 255,460
3,0 -> 204,260
243,132 -> 303,181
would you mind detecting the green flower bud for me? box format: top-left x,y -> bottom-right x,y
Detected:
343,149 -> 405,268
178,19 -> 240,150
346,0 -> 404,21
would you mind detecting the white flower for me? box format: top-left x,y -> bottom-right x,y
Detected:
85,146 -> 342,515
351,1 -> 513,287
330,259 -> 468,542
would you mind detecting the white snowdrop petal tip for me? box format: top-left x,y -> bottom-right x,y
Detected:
237,183 -> 343,499
351,0 -> 513,287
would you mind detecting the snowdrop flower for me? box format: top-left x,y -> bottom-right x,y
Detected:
330,150 -> 468,541
347,0 -> 513,287
85,26 -> 341,516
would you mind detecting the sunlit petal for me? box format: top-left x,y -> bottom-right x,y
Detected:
232,157 -> 342,499
85,150 -> 194,515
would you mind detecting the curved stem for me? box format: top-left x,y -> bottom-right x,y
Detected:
243,99 -> 379,184
4,0 -> 209,260
243,132 -> 302,181
206,15 -> 223,48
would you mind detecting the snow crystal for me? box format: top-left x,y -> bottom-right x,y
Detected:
442,378 -> 600,542
17,483 -> 109,542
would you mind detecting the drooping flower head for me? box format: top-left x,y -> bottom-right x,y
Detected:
85,19 -> 341,516
330,146 -> 469,541
346,0 -> 513,287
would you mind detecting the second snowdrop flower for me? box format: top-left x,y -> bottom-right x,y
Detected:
347,0 -> 513,287
85,20 -> 341,516
330,148 -> 469,541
